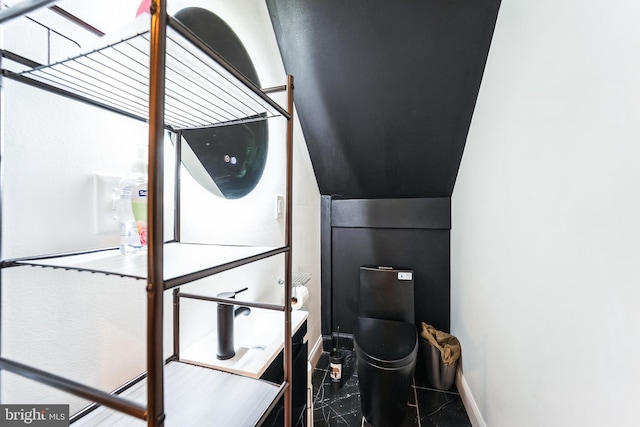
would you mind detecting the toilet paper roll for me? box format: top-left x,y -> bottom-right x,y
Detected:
292,285 -> 309,310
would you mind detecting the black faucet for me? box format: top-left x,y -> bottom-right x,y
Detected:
216,287 -> 251,360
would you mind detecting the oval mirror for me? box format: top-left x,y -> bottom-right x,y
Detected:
174,7 -> 268,199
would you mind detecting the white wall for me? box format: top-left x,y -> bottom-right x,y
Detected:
451,0 -> 640,426
1,0 -> 321,412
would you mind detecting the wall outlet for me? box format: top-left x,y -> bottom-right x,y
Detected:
93,174 -> 121,234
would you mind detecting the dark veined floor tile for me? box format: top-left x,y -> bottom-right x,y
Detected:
312,351 -> 471,427
408,383 -> 417,406
316,352 -> 330,370
401,405 -> 420,427
314,379 -> 361,417
360,403 -> 418,427
314,401 -> 362,427
415,388 -> 471,427
313,369 -> 329,401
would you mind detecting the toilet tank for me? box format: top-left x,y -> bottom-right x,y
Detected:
359,265 -> 414,324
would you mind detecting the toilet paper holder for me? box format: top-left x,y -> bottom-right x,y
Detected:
278,272 -> 312,287
278,273 -> 312,309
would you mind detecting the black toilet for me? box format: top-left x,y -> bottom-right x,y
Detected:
354,265 -> 419,427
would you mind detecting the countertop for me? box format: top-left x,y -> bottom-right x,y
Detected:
181,308 -> 308,379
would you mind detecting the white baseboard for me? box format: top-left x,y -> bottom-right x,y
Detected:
456,368 -> 487,427
308,335 -> 323,369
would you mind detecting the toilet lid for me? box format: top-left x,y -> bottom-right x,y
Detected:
354,317 -> 418,369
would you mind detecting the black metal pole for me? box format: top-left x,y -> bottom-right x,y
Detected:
173,131 -> 182,242
0,357 -> 147,420
173,288 -> 180,359
283,74 -> 294,427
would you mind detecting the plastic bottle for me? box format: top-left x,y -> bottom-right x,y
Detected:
115,159 -> 148,255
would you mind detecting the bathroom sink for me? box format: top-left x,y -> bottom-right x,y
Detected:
180,308 -> 308,379
233,309 -> 275,349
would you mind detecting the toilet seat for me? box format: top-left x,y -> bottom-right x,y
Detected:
354,317 -> 418,369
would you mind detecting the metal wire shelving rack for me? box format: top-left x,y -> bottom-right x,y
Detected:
0,1 -> 296,425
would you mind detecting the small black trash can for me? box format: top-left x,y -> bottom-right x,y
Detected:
420,322 -> 461,390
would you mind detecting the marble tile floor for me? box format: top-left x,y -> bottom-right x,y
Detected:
311,349 -> 471,427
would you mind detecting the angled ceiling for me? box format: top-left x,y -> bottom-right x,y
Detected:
266,0 -> 501,199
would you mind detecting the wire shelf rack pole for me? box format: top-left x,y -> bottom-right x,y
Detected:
147,0 -> 167,426
283,74 -> 295,427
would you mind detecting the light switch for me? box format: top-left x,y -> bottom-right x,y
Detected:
93,174 -> 121,234
275,194 -> 284,219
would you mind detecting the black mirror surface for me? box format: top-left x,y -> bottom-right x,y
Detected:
175,7 -> 268,199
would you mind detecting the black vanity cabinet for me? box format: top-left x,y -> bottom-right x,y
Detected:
261,321 -> 309,426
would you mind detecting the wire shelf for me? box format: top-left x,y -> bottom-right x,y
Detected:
8,242 -> 288,289
4,14 -> 287,130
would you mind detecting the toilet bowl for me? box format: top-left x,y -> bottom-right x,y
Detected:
354,266 -> 418,427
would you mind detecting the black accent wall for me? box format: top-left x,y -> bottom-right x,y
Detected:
266,0 -> 501,199
321,197 -> 451,344
266,0 -> 500,347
